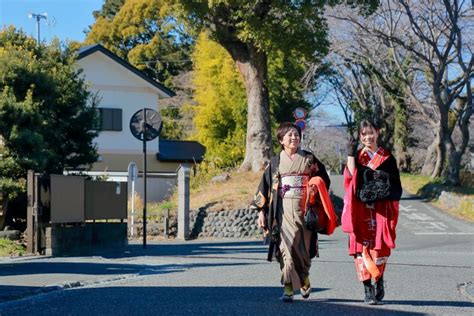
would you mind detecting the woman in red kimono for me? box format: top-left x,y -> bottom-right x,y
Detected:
342,120 -> 402,305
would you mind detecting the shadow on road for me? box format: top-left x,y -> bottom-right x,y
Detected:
0,261 -> 255,277
96,239 -> 335,259
399,195 -> 423,201
0,261 -> 257,303
0,286 -> 434,315
326,298 -> 473,308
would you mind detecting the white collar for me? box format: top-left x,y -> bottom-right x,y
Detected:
365,147 -> 380,159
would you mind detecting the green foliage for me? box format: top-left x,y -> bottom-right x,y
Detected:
268,49 -> 311,124
0,238 -> 25,257
191,32 -> 315,168
168,1 -> 377,60
0,27 -> 98,201
147,200 -> 176,221
160,107 -> 185,140
166,2 -> 333,169
170,2 -> 325,58
86,0 -> 193,88
93,0 -> 126,20
191,33 -> 247,168
166,1 -> 378,168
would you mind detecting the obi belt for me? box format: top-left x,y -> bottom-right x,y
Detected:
279,173 -> 309,198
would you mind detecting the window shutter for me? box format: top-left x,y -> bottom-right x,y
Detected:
98,108 -> 122,131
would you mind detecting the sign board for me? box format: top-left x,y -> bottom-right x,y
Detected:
127,162 -> 138,181
129,108 -> 162,141
293,107 -> 307,120
295,119 -> 306,132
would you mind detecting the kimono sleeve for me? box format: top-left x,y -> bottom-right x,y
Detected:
250,163 -> 272,216
384,155 -> 403,201
312,156 -> 331,190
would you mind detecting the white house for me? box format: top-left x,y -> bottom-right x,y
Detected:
75,44 -> 205,202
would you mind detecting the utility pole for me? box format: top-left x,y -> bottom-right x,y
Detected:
28,12 -> 47,44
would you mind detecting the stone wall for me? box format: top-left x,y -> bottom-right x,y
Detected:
438,191 -> 473,213
130,192 -> 344,239
189,207 -> 262,239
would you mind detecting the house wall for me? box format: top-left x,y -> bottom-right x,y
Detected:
93,153 -> 177,173
77,52 -> 161,154
75,50 -> 183,203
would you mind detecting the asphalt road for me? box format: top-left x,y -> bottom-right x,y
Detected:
0,175 -> 472,315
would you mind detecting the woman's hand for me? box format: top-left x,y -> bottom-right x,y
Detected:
347,136 -> 358,157
258,210 -> 267,232
346,136 -> 358,175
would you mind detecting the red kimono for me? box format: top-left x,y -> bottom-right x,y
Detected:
342,147 -> 402,281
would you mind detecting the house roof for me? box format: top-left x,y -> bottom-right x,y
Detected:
77,44 -> 176,98
157,140 -> 206,163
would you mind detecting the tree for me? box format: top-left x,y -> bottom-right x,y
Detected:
366,1 -> 471,184
310,6 -> 415,170
86,0 -> 193,88
160,106 -> 186,140
315,0 -> 473,184
93,0 -> 126,20
0,27 -> 98,227
191,33 -> 316,169
166,1 -> 378,172
192,32 -> 247,168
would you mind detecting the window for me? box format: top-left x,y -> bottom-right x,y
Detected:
98,108 -> 122,131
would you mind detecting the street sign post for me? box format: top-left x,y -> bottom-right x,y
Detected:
127,162 -> 138,237
129,108 -> 162,249
293,107 -> 307,120
293,108 -> 308,146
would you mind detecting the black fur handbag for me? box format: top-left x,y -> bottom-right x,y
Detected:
357,168 -> 390,203
304,186 -> 326,233
304,205 -> 319,231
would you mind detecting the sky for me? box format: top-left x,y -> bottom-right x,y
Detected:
0,0 -> 103,43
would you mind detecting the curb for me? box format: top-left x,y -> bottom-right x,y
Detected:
0,274 -> 138,306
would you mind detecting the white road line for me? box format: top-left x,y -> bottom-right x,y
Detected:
405,213 -> 435,221
414,232 -> 474,235
399,204 -> 418,212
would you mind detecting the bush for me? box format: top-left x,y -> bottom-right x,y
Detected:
0,238 -> 25,257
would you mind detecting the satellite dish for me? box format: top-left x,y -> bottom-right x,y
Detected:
129,108 -> 162,141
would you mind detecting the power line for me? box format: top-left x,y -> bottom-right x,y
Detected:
136,59 -> 191,64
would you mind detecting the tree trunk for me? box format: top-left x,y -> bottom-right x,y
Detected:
446,147 -> 461,186
422,125 -> 445,179
445,93 -> 472,186
231,47 -> 272,172
393,100 -> 410,172
421,140 -> 437,176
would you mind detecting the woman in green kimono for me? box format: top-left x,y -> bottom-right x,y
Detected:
252,122 -> 330,302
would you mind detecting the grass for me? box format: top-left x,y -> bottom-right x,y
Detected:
132,170 -> 262,220
139,169 -> 473,223
189,170 -> 260,211
401,172 -> 474,222
0,238 -> 26,257
400,173 -> 433,195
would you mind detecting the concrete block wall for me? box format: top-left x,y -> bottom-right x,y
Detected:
45,223 -> 127,256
